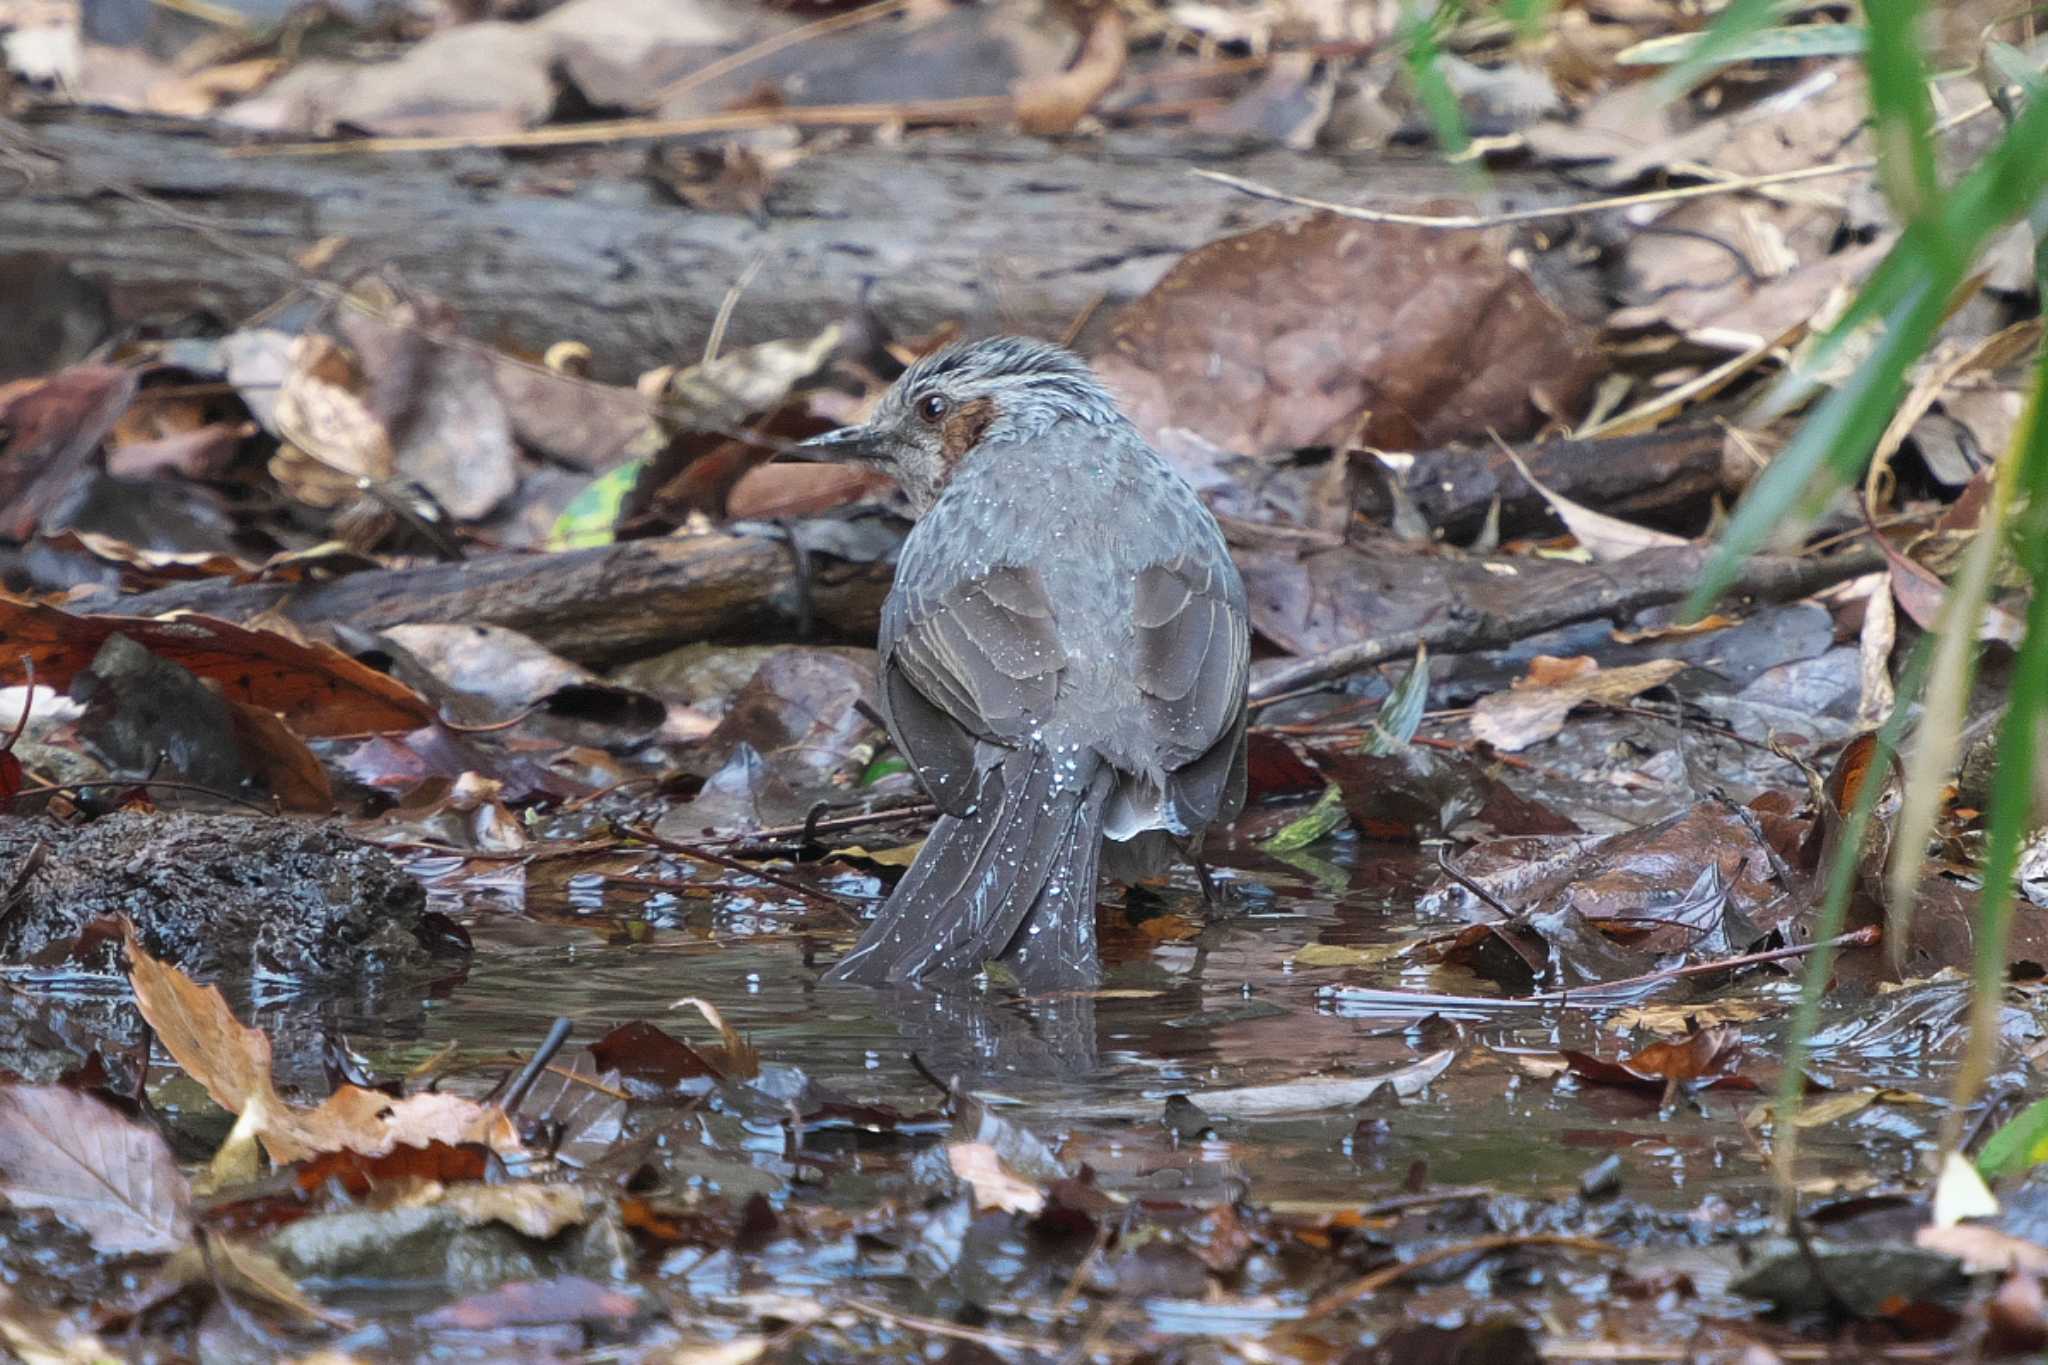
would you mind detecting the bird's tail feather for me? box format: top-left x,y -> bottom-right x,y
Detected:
825,747 -> 1110,988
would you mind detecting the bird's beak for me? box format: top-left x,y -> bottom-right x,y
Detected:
794,424 -> 892,465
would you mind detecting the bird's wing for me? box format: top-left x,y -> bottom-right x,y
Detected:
1131,544 -> 1250,826
880,563 -> 1066,817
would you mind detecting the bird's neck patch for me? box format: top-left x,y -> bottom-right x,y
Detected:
940,396 -> 998,464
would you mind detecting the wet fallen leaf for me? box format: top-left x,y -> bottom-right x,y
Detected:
949,1141 -> 1047,1215
0,1084 -> 190,1255
1470,657 -> 1686,752
422,1275 -> 638,1330
669,997 -> 760,1081
0,364 -> 138,540
0,597 -> 434,737
127,934 -> 519,1164
1175,1049 -> 1455,1118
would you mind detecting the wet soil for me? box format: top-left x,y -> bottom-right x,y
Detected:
0,811 -> 463,979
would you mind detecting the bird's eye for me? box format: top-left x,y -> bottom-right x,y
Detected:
917,393 -> 950,424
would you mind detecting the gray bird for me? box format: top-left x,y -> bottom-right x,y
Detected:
800,337 -> 1249,989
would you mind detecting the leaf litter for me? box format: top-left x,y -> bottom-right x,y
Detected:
0,0 -> 2044,1357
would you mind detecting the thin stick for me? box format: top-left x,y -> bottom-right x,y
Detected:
1528,925 -> 1879,1003
1193,98 -> 1997,231
620,822 -> 863,920
703,255 -> 768,366
230,96 -> 1017,159
653,0 -> 915,109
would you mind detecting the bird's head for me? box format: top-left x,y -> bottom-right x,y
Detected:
798,336 -> 1122,512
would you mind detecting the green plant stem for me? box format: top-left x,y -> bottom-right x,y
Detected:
1941,341 -> 2048,1157
1770,636 -> 1932,1213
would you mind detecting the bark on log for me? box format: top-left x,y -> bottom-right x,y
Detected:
108,528 -> 897,664
1,111 -> 1564,379
1356,424 -> 1733,540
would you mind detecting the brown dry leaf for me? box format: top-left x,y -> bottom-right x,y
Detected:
1013,8 -> 1126,135
1470,657 -> 1686,752
641,327 -> 842,432
1918,1223 -> 2048,1276
1605,71 -> 1886,347
37,530 -> 256,585
155,1237 -> 333,1326
337,286 -> 521,521
145,56 -> 282,118
272,335 -> 392,508
1502,444 -> 1689,561
0,1084 -> 191,1256
225,700 -> 336,813
1611,614 -> 1737,644
1095,212 -> 1604,457
725,462 -> 891,521
948,1141 -> 1047,1215
0,596 -> 434,736
0,364 -> 139,540
126,933 -> 520,1164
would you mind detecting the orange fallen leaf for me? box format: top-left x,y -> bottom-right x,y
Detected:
126,931 -> 518,1164
0,596 -> 434,736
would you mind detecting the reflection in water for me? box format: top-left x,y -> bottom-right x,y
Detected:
875,983 -> 1100,1081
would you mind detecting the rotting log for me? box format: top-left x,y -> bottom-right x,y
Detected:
0,111 -> 1577,378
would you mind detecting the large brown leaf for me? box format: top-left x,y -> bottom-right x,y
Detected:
1095,211 -> 1603,457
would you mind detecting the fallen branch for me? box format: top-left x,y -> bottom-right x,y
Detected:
1248,544 -> 1882,703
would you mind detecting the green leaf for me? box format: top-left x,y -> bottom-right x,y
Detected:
1619,23 -> 1866,66
1364,645 -> 1431,755
1400,0 -> 1471,162
861,753 -> 909,785
1260,783 -> 1349,854
1945,344 -> 2048,1153
1979,1095 -> 2048,1178
1654,0 -> 1791,96
1863,0 -> 1936,222
548,460 -> 644,550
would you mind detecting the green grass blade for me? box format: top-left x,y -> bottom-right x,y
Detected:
1401,0 -> 1472,162
1620,23 -> 1866,66
1863,0 -> 1937,222
1691,273 -> 1946,612
1655,0 -> 1790,97
1886,511 -> 2005,967
1695,85 -> 2048,613
1769,636 -> 1933,1204
1942,339 -> 2048,1156
1501,0 -> 1555,43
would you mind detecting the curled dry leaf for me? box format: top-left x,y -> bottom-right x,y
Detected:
1013,8 -> 1127,135
127,932 -> 520,1164
1095,211 -> 1604,457
669,996 -> 761,1080
272,335 -> 393,508
1502,444 -> 1688,562
1470,656 -> 1687,753
0,597 -> 433,737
